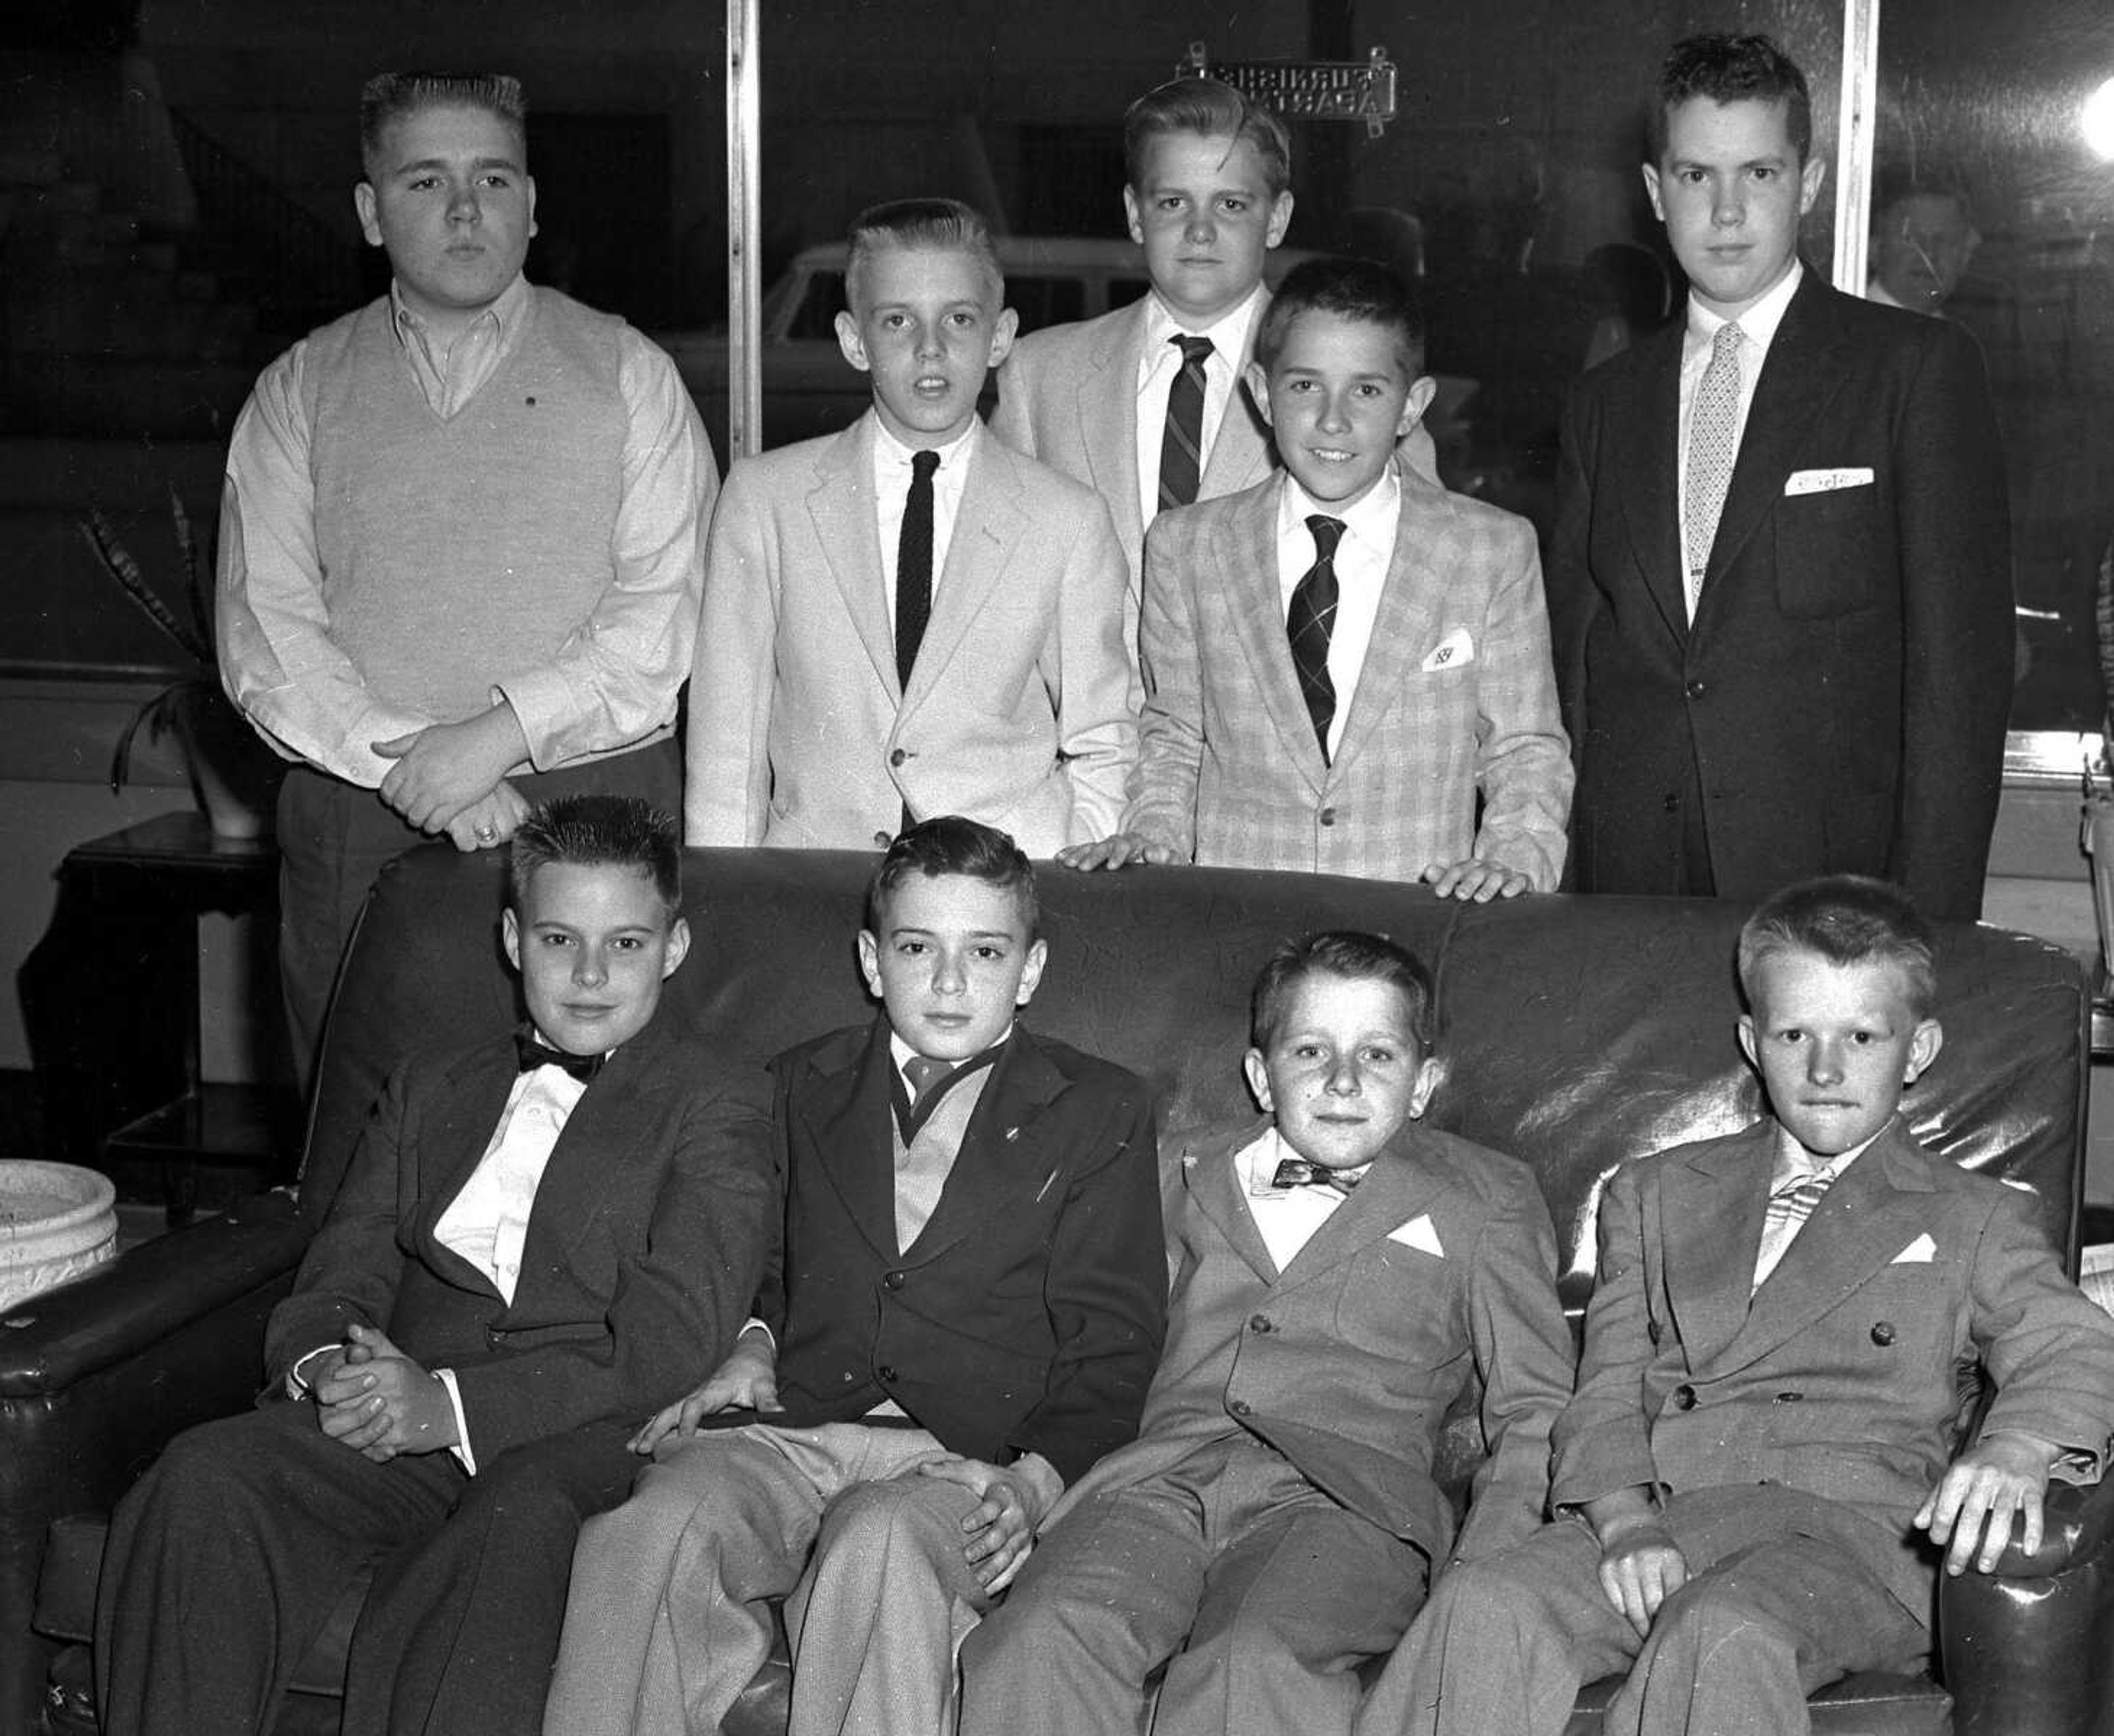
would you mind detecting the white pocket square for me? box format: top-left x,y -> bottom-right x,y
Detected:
1784,466 -> 1874,496
1420,629 -> 1475,673
1388,1214 -> 1445,1257
1891,1232 -> 1937,1264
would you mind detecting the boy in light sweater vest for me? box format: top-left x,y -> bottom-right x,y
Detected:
215,70 -> 717,1089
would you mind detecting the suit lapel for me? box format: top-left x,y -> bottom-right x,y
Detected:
412,1045 -> 522,1296
1657,1128 -> 1773,1371
1221,478 -> 1329,791
1330,473 -> 1445,775
1273,1134 -> 1445,1293
1609,324 -> 1689,645
794,1020 -> 903,1264
1177,1122 -> 1282,1286
895,1030 -> 1068,1263
903,424 -> 1018,716
806,417 -> 897,695
1077,303 -> 1147,563
1721,1121 -> 1937,1371
1696,272 -> 1846,619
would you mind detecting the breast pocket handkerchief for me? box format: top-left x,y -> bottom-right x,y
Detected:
1421,629 -> 1475,673
1784,467 -> 1875,496
1388,1214 -> 1446,1257
1890,1232 -> 1938,1264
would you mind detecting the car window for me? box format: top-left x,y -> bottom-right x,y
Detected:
783,272 -> 847,341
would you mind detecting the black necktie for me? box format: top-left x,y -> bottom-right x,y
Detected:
1288,515 -> 1344,762
895,447 -> 940,689
515,1028 -> 603,1083
1158,334 -> 1214,512
1270,1155 -> 1362,1194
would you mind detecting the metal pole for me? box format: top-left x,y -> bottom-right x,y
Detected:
727,0 -> 762,460
1832,0 -> 1880,296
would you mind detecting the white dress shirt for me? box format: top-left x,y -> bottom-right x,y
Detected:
1236,1128 -> 1365,1273
1135,285 -> 1267,533
1274,466 -> 1402,761
871,414 -> 976,620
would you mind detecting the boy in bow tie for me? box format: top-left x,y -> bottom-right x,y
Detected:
545,816 -> 1165,1736
1358,874 -> 2114,1736
958,930 -> 1575,1736
96,796 -> 775,1736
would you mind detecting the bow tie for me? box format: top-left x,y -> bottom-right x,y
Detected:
515,1029 -> 604,1083
1270,1156 -> 1364,1194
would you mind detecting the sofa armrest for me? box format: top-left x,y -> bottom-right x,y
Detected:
1939,1472 -> 2114,1736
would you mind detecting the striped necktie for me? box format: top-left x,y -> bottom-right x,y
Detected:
1751,1165 -> 1835,1292
1683,320 -> 1743,619
1158,334 -> 1214,511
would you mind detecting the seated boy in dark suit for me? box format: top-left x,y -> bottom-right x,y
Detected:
959,931 -> 1576,1736
1358,875 -> 2114,1736
545,816 -> 1167,1736
95,796 -> 775,1736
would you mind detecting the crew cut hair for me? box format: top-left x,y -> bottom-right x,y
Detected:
1255,254 -> 1426,379
843,197 -> 1003,313
1250,930 -> 1439,1054
1737,875 -> 1938,1018
864,815 -> 1038,940
1123,75 -> 1292,199
359,72 -> 527,181
1650,34 -> 1812,164
509,795 -> 681,916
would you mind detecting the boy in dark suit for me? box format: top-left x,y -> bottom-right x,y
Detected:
95,796 -> 775,1736
684,199 -> 1134,855
959,931 -> 1576,1736
546,816 -> 1165,1736
1358,875 -> 2114,1736
1550,34 -> 2011,919
1060,257 -> 1570,896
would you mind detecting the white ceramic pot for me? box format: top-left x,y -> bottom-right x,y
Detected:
0,1160 -> 119,1312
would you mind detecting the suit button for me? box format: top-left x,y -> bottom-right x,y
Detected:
1684,679 -> 1706,700
878,1365 -> 898,1383
882,1270 -> 906,1291
1663,793 -> 1680,813
1317,807 -> 1337,826
873,831 -> 892,848
1871,1321 -> 1897,1346
889,748 -> 908,767
1249,1314 -> 1273,1334
1671,1384 -> 1696,1411
1228,1398 -> 1252,1417
1773,1391 -> 1804,1404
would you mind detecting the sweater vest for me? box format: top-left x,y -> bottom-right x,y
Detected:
303,287 -> 628,724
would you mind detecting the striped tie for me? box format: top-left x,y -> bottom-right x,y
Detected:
1683,321 -> 1743,620
1157,334 -> 1214,511
1288,515 -> 1345,762
1751,1166 -> 1835,1292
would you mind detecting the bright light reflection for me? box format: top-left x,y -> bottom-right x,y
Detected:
2085,77 -> 2114,161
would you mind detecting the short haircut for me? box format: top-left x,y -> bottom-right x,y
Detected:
864,815 -> 1038,938
1250,931 -> 1439,1054
843,197 -> 1002,314
1650,34 -> 1812,165
509,795 -> 680,916
359,72 -> 527,182
1255,254 -> 1426,379
1123,75 -> 1292,200
1736,875 -> 1937,1018
1872,173 -> 1973,230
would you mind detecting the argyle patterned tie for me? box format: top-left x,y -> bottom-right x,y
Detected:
1751,1165 -> 1835,1292
1683,321 -> 1743,619
1157,334 -> 1215,512
1288,515 -> 1345,762
895,448 -> 940,689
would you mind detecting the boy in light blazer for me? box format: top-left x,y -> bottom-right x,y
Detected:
1061,256 -> 1571,896
958,931 -> 1576,1736
990,77 -> 1436,637
684,199 -> 1135,856
1357,876 -> 2114,1736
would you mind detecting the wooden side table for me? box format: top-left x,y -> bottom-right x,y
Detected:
26,812 -> 288,1219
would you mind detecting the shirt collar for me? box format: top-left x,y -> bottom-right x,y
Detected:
1685,258 -> 1802,355
389,271 -> 530,353
1241,1127 -> 1372,1193
872,411 -> 977,476
1276,461 -> 1402,552
1142,283 -> 1267,374
889,1025 -> 1012,1080
1768,1117 -> 1884,1192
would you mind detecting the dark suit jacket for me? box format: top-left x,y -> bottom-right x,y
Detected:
1051,1118 -> 1575,1567
265,1020 -> 776,1462
1552,1117 -> 2114,1612
1548,269 -> 2012,919
759,1020 -> 1166,1484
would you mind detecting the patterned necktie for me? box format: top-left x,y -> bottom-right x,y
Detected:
895,448 -> 940,689
1683,321 -> 1743,619
1158,334 -> 1215,512
1270,1155 -> 1363,1195
514,1028 -> 603,1083
1288,515 -> 1345,762
1751,1165 -> 1835,1292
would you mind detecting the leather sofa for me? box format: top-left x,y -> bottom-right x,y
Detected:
10,843 -> 2111,1736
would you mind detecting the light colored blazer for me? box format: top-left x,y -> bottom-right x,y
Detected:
988,292 -> 1442,630
1050,1117 -> 1575,1569
1124,469 -> 1572,885
685,413 -> 1136,854
1552,1117 -> 2114,1612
